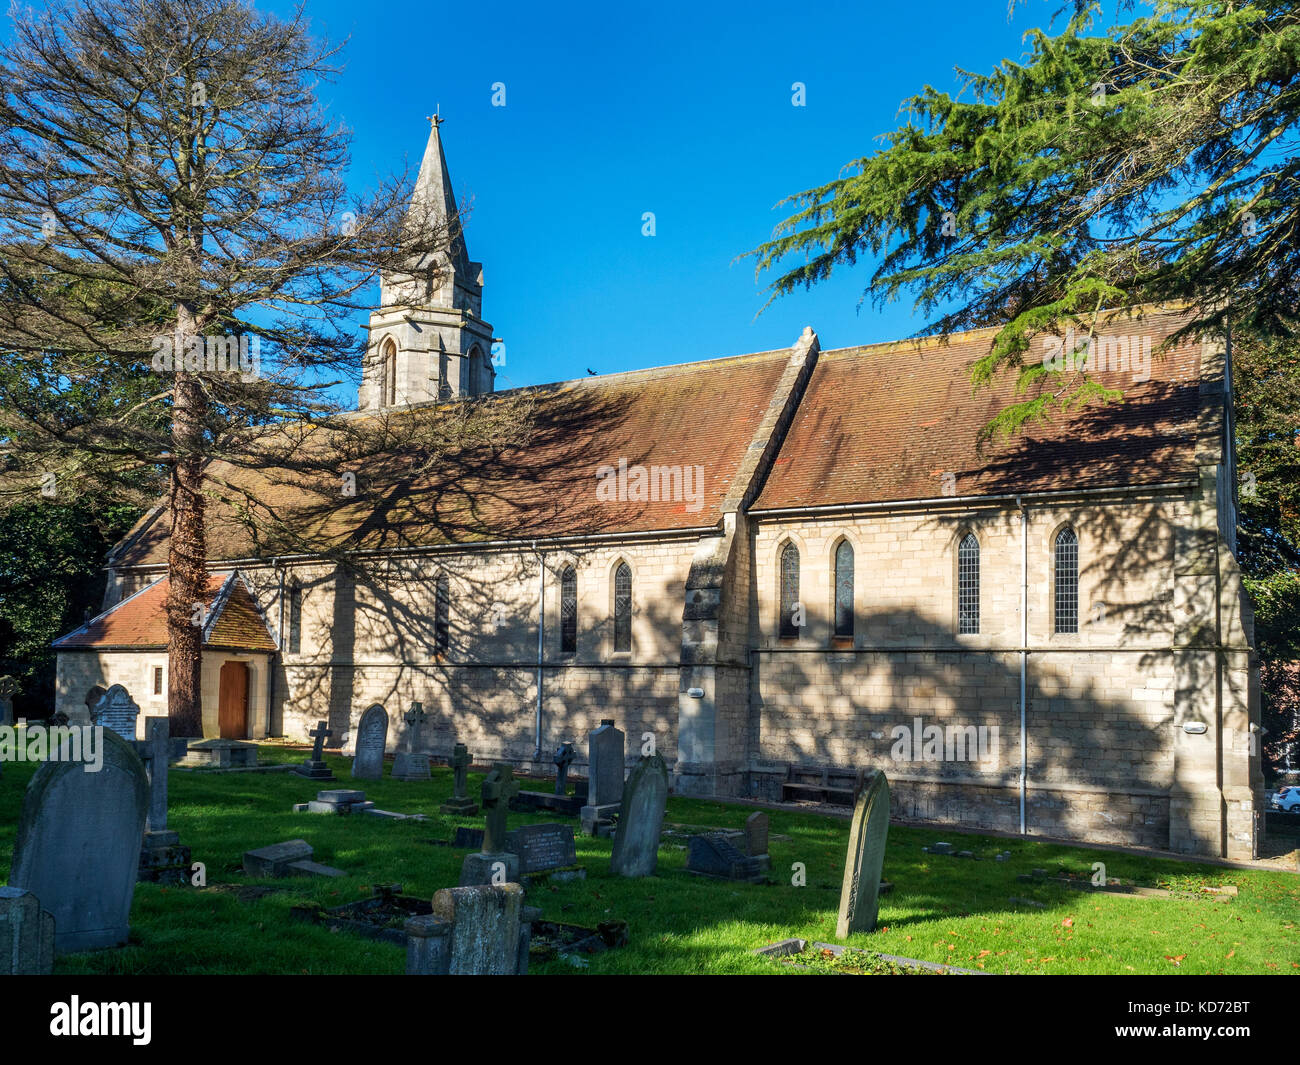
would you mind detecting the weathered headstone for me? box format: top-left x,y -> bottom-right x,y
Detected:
459,763 -> 521,886
836,769 -> 891,938
182,738 -> 258,767
609,753 -> 669,878
406,883 -> 527,975
10,728 -> 149,953
0,887 -> 54,974
439,742 -> 478,814
391,702 -> 431,781
242,839 -> 344,878
686,833 -> 767,883
300,788 -> 373,815
553,742 -> 575,795
580,719 -> 624,835
292,720 -> 335,780
0,675 -> 18,728
92,683 -> 140,741
351,704 -> 388,781
137,716 -> 191,884
744,811 -> 769,857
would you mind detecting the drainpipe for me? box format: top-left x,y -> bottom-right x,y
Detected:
534,541 -> 544,762
1016,497 -> 1028,835
270,559 -> 284,739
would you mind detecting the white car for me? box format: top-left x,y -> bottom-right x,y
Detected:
1272,786 -> 1300,812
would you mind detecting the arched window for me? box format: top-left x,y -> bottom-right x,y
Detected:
957,533 -> 980,634
613,562 -> 632,652
1054,526 -> 1079,634
287,582 -> 302,655
834,539 -> 854,638
382,338 -> 397,407
779,542 -> 800,638
434,574 -> 450,653
560,566 -> 577,654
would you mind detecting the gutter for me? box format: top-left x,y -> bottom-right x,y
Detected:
534,540 -> 545,762
748,480 -> 1197,520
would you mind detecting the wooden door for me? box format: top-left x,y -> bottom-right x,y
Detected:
218,661 -> 249,739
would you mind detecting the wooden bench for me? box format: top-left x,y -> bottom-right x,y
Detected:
780,765 -> 857,807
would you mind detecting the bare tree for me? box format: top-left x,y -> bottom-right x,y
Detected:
0,0 -> 530,733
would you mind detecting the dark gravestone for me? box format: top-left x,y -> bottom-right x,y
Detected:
686,833 -> 767,883
459,764 -> 521,886
587,720 -> 624,806
580,719 -> 624,835
292,720 -> 335,780
351,704 -> 388,781
439,743 -> 477,814
553,742 -> 575,795
10,728 -> 149,953
609,753 -> 669,878
508,823 -> 577,874
744,811 -> 769,857
0,675 -> 18,728
836,769 -> 891,938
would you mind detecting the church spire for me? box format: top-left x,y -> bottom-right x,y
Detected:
362,117 -> 494,411
409,113 -> 470,276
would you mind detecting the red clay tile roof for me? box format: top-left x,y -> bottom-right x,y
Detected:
752,306 -> 1205,510
53,572 -> 277,651
110,348 -> 795,567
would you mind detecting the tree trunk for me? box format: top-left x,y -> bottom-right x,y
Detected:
166,345 -> 207,737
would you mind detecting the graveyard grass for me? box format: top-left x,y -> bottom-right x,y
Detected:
1,753 -> 1296,975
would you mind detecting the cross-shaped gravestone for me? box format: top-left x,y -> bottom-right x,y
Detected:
480,764 -> 521,855
451,743 -> 472,799
439,742 -> 477,813
144,716 -> 170,834
309,721 -> 332,761
553,742 -> 575,796
404,702 -> 426,752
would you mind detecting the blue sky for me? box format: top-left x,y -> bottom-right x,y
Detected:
268,0 -> 1093,393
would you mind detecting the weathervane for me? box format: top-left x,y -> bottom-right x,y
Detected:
427,106 -> 442,129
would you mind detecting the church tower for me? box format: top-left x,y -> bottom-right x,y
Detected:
361,117 -> 495,410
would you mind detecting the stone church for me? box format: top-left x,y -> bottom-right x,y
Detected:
53,121 -> 1263,860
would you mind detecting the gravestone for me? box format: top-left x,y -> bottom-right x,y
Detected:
686,833 -> 767,883
580,719 -> 624,835
351,704 -> 388,781
137,716 -> 191,884
92,683 -> 140,741
300,788 -> 373,815
0,887 -> 54,974
0,675 -> 18,728
553,742 -> 575,795
292,720 -> 335,780
406,883 -> 527,975
439,743 -> 478,814
391,703 -> 431,781
243,839 -> 314,877
609,753 -> 669,878
459,763 -> 521,886
182,738 -> 258,768
508,823 -> 577,875
836,769 -> 891,938
744,811 -> 769,858
9,728 -> 149,953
